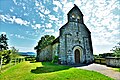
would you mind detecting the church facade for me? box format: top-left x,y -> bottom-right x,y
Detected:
37,5 -> 93,64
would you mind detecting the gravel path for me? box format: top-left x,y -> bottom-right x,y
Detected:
76,63 -> 120,80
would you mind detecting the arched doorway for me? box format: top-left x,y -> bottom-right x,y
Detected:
74,49 -> 80,63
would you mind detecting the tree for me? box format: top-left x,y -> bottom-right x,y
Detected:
10,47 -> 19,65
0,51 -> 3,71
2,50 -> 11,64
0,34 -> 8,51
111,42 -> 120,57
0,34 -> 8,71
34,35 -> 55,52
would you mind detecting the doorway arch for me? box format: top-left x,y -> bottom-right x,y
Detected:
74,49 -> 80,63
73,46 -> 83,63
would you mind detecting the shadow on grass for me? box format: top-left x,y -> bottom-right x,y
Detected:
31,62 -> 71,74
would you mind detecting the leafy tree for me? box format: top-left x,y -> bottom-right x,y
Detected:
34,35 -> 55,52
111,42 -> 120,57
2,50 -> 11,64
10,47 -> 19,65
0,51 -> 3,71
0,34 -> 8,51
0,34 -> 8,71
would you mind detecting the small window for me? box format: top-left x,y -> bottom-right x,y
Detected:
76,32 -> 79,36
77,16 -> 80,19
72,13 -> 76,18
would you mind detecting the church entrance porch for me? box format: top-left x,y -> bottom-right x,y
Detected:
75,49 -> 80,63
72,46 -> 83,64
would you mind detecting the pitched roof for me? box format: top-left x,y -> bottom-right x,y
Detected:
67,4 -> 84,16
59,22 -> 68,30
51,37 -> 59,45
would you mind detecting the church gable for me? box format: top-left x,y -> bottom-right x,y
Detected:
59,4 -> 93,64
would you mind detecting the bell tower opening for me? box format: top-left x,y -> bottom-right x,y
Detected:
67,4 -> 84,23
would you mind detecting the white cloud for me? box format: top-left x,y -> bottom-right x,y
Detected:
44,8 -> 50,14
53,0 -> 62,9
45,29 -> 54,33
37,5 -> 50,15
111,30 -> 120,35
38,12 -> 45,18
0,14 -> 14,23
10,34 -> 14,36
35,1 -> 51,15
10,33 -> 37,41
1,32 -> 6,35
53,7 -> 58,12
0,14 -> 30,26
33,20 -> 36,24
61,0 -> 67,5
35,1 -> 40,7
46,23 -> 52,28
35,24 -> 41,28
31,24 -> 44,29
52,31 -> 59,38
74,0 -> 82,7
48,15 -> 58,21
14,34 -> 25,39
61,2 -> 74,24
14,18 -> 30,26
23,6 -> 26,10
62,2 -> 74,13
10,9 -> 13,12
13,0 -> 17,5
24,13 -> 29,16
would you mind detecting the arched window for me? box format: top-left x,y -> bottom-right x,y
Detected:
72,13 -> 76,18
77,16 -> 80,19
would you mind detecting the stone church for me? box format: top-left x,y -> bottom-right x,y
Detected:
37,4 -> 93,64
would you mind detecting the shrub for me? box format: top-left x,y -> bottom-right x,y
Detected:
52,56 -> 58,63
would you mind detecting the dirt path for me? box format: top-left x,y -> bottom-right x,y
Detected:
76,63 -> 120,80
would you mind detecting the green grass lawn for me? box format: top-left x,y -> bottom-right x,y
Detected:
0,61 -> 113,80
112,68 -> 120,72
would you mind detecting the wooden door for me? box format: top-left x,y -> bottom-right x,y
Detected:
75,49 -> 80,63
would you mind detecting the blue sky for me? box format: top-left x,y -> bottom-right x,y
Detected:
0,0 -> 120,54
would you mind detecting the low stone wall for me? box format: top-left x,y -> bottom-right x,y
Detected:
94,58 -> 106,64
106,57 -> 120,67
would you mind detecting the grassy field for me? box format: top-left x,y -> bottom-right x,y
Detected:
112,68 -> 120,72
0,61 -> 113,80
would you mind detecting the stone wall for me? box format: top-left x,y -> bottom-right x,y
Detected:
52,43 -> 59,59
106,57 -> 120,67
59,22 -> 93,64
37,45 -> 52,61
37,43 -> 59,61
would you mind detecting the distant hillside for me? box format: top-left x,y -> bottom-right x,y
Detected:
18,52 -> 36,57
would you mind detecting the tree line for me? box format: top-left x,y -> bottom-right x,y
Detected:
0,33 -> 20,71
94,42 -> 120,58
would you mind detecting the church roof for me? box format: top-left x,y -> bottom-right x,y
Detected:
67,4 -> 84,16
59,22 -> 68,30
51,37 -> 59,45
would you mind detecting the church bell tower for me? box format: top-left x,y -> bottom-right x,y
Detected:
67,4 -> 84,24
